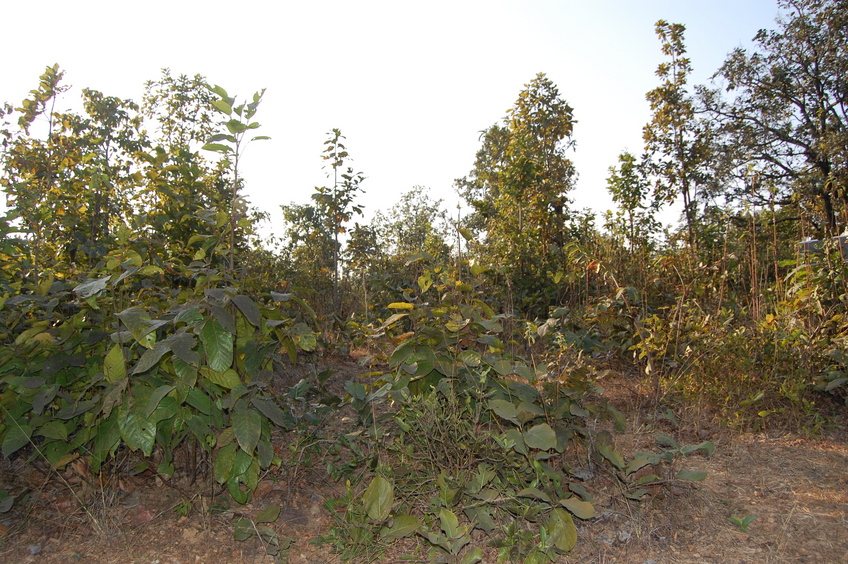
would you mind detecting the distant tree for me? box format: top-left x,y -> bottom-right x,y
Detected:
371,186 -> 451,261
703,0 -> 848,234
606,151 -> 659,252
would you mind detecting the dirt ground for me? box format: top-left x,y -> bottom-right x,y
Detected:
1,362 -> 846,564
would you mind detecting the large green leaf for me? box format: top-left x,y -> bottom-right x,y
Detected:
524,423 -> 557,450
676,469 -> 708,481
256,504 -> 280,524
548,508 -> 577,552
211,305 -> 236,335
2,419 -> 32,457
214,442 -> 237,483
167,333 -> 200,365
73,275 -> 110,298
560,496 -> 596,520
380,514 -> 421,540
517,487 -> 551,503
231,295 -> 261,327
251,397 -> 293,428
200,367 -> 241,389
103,344 -> 126,383
120,408 -> 156,457
133,340 -> 171,374
200,319 -> 233,372
439,508 -> 462,538
363,475 -> 393,521
459,547 -> 483,564
233,409 -> 262,454
37,420 -> 68,441
144,385 -> 175,419
488,399 -> 520,425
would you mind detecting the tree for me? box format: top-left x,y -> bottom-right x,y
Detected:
139,70 -> 228,256
202,85 -> 269,272
1,66 -> 147,271
703,0 -> 848,234
644,21 -> 714,250
311,129 -> 365,309
371,186 -> 451,261
459,73 -> 577,314
606,151 -> 659,253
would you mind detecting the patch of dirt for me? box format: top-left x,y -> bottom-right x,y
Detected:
1,360 -> 847,563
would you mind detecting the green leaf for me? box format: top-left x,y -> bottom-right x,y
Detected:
680,441 -> 715,457
167,333 -> 200,365
202,143 -> 231,153
2,420 -> 32,457
144,385 -> 175,419
363,475 -> 393,521
73,275 -> 110,298
380,514 -> 421,540
186,387 -> 213,415
548,508 -> 577,552
207,133 -> 236,143
233,409 -> 262,454
200,319 -> 233,373
120,408 -> 156,457
251,397 -> 293,428
676,469 -> 707,481
488,399 -> 520,425
560,496 -> 595,520
459,547 -> 483,564
387,302 -> 414,310
439,507 -> 461,539
656,432 -> 679,449
210,99 -> 232,115
231,295 -> 261,327
524,423 -> 557,450
214,442 -> 237,483
597,442 -> 625,470
37,420 -> 68,441
517,487 -> 551,503
103,344 -> 126,383
200,367 -> 241,390
211,305 -> 236,335
256,504 -> 281,523
504,428 -> 527,454
133,340 -> 171,374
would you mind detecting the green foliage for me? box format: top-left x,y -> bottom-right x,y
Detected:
459,72 -> 577,316
728,514 -> 756,533
317,266 -> 685,561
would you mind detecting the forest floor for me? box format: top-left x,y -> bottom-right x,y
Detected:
1,356 -> 847,564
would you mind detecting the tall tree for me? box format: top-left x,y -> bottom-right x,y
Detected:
460,73 -> 577,313
644,21 -> 713,250
703,0 -> 848,234
311,129 -> 365,307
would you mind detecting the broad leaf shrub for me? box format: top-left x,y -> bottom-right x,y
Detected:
320,263 -> 711,562
0,226 -> 317,503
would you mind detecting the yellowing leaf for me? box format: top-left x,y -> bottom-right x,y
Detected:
387,302 -> 414,310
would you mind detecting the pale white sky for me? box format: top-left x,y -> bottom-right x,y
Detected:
4,0 -> 780,236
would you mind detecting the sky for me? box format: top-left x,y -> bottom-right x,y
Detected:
3,0 -> 782,236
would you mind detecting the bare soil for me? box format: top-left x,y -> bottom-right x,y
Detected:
1,360 -> 846,564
